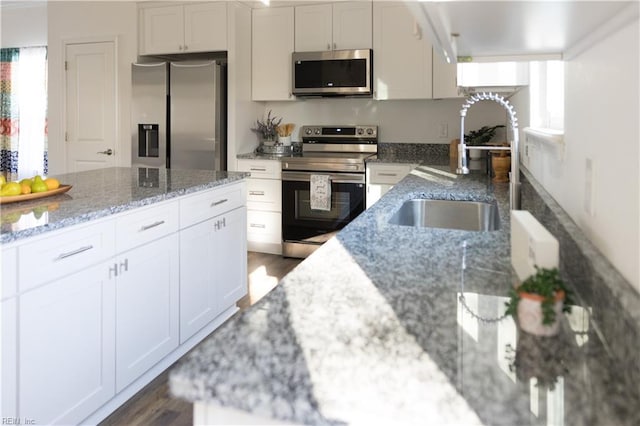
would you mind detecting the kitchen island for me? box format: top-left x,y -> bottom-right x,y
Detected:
170,164 -> 640,425
1,167 -> 249,425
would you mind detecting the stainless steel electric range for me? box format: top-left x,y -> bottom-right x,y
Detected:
281,125 -> 378,258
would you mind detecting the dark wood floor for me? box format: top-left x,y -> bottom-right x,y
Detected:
99,252 -> 301,426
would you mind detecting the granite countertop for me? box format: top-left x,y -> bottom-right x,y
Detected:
0,167 -> 248,244
170,163 -> 638,424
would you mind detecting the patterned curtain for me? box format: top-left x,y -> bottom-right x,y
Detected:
0,46 -> 48,182
0,48 -> 20,181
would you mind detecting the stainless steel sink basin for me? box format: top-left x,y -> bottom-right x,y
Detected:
389,199 -> 500,231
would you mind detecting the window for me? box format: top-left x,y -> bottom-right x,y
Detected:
529,60 -> 564,131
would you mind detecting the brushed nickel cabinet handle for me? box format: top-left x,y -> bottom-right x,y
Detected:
139,220 -> 165,232
249,190 -> 265,196
55,245 -> 94,261
211,199 -> 228,207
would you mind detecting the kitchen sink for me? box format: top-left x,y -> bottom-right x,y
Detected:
389,199 -> 500,231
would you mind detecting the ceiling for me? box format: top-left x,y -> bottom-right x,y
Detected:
416,1 -> 638,62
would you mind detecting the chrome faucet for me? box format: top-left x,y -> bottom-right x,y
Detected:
456,92 -> 520,210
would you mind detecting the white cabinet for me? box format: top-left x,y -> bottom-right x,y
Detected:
295,2 -> 372,51
2,180 -> 248,424
179,186 -> 247,343
373,1 -> 459,100
115,233 -> 180,392
140,2 -> 227,55
373,2 -> 432,100
19,263 -> 115,425
238,158 -> 282,254
252,7 -> 295,101
366,162 -> 416,208
433,50 -> 462,99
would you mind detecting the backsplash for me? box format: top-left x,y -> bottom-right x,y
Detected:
520,167 -> 640,386
377,143 -> 449,163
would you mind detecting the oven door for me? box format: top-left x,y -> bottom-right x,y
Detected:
282,171 -> 365,254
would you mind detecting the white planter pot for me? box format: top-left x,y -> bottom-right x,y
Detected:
517,292 -> 564,336
469,148 -> 483,160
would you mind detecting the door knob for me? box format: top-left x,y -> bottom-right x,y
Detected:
97,149 -> 113,156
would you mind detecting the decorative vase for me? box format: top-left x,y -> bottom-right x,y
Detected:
517,290 -> 565,336
491,154 -> 511,183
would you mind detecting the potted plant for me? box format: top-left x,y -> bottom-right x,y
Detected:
465,125 -> 505,159
505,266 -> 574,336
252,110 -> 282,145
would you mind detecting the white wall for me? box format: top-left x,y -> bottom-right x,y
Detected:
522,16 -> 639,292
47,1 -> 138,175
261,97 -> 510,145
0,2 -> 47,48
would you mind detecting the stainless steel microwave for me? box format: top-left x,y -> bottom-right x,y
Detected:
292,49 -> 372,97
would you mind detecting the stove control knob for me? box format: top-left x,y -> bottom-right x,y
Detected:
357,128 -> 364,135
305,128 -> 312,135
315,129 -> 321,135
366,128 -> 374,136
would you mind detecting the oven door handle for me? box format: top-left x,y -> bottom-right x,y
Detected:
282,172 -> 365,184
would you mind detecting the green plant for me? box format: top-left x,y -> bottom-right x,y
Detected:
505,266 -> 574,325
464,125 -> 505,146
251,110 -> 282,141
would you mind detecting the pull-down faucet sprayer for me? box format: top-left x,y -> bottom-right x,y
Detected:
456,92 -> 520,210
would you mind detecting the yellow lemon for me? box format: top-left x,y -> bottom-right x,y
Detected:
44,177 -> 61,190
21,183 -> 32,194
1,182 -> 22,196
0,175 -> 6,186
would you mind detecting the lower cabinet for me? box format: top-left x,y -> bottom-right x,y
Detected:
366,162 -> 417,208
115,233 -> 180,392
180,206 -> 247,343
2,181 -> 248,425
18,263 -> 115,425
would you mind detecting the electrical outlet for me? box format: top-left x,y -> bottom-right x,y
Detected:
438,122 -> 448,138
584,158 -> 595,216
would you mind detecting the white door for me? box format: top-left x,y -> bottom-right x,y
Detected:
65,41 -> 116,173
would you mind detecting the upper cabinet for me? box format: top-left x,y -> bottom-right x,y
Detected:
295,2 -> 372,52
373,1 -> 432,100
252,7 -> 295,101
139,2 -> 227,55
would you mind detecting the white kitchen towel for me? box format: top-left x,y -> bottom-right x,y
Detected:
310,174 -> 331,211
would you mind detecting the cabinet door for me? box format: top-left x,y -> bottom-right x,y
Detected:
115,234 -> 179,392
179,217 -> 217,342
215,207 -> 248,312
295,4 -> 332,51
19,263 -> 115,425
2,298 -> 17,419
141,5 -> 184,55
373,2 -> 432,99
252,7 -> 295,101
433,50 -> 462,99
333,2 -> 372,50
184,2 -> 227,53
180,207 -> 247,342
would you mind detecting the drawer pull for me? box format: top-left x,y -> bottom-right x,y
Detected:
378,172 -> 398,177
249,223 -> 266,229
139,220 -> 165,232
250,167 -> 267,172
211,198 -> 228,207
249,190 -> 265,196
55,245 -> 94,261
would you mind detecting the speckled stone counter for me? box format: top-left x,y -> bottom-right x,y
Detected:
0,167 -> 248,244
169,163 -> 640,425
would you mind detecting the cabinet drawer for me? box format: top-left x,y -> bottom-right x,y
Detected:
19,220 -> 115,292
247,179 -> 281,212
237,159 -> 281,179
247,210 -> 281,244
180,182 -> 245,228
367,163 -> 415,185
1,247 -> 17,300
116,201 -> 179,253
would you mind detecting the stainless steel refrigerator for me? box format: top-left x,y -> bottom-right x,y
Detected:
131,60 -> 226,171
